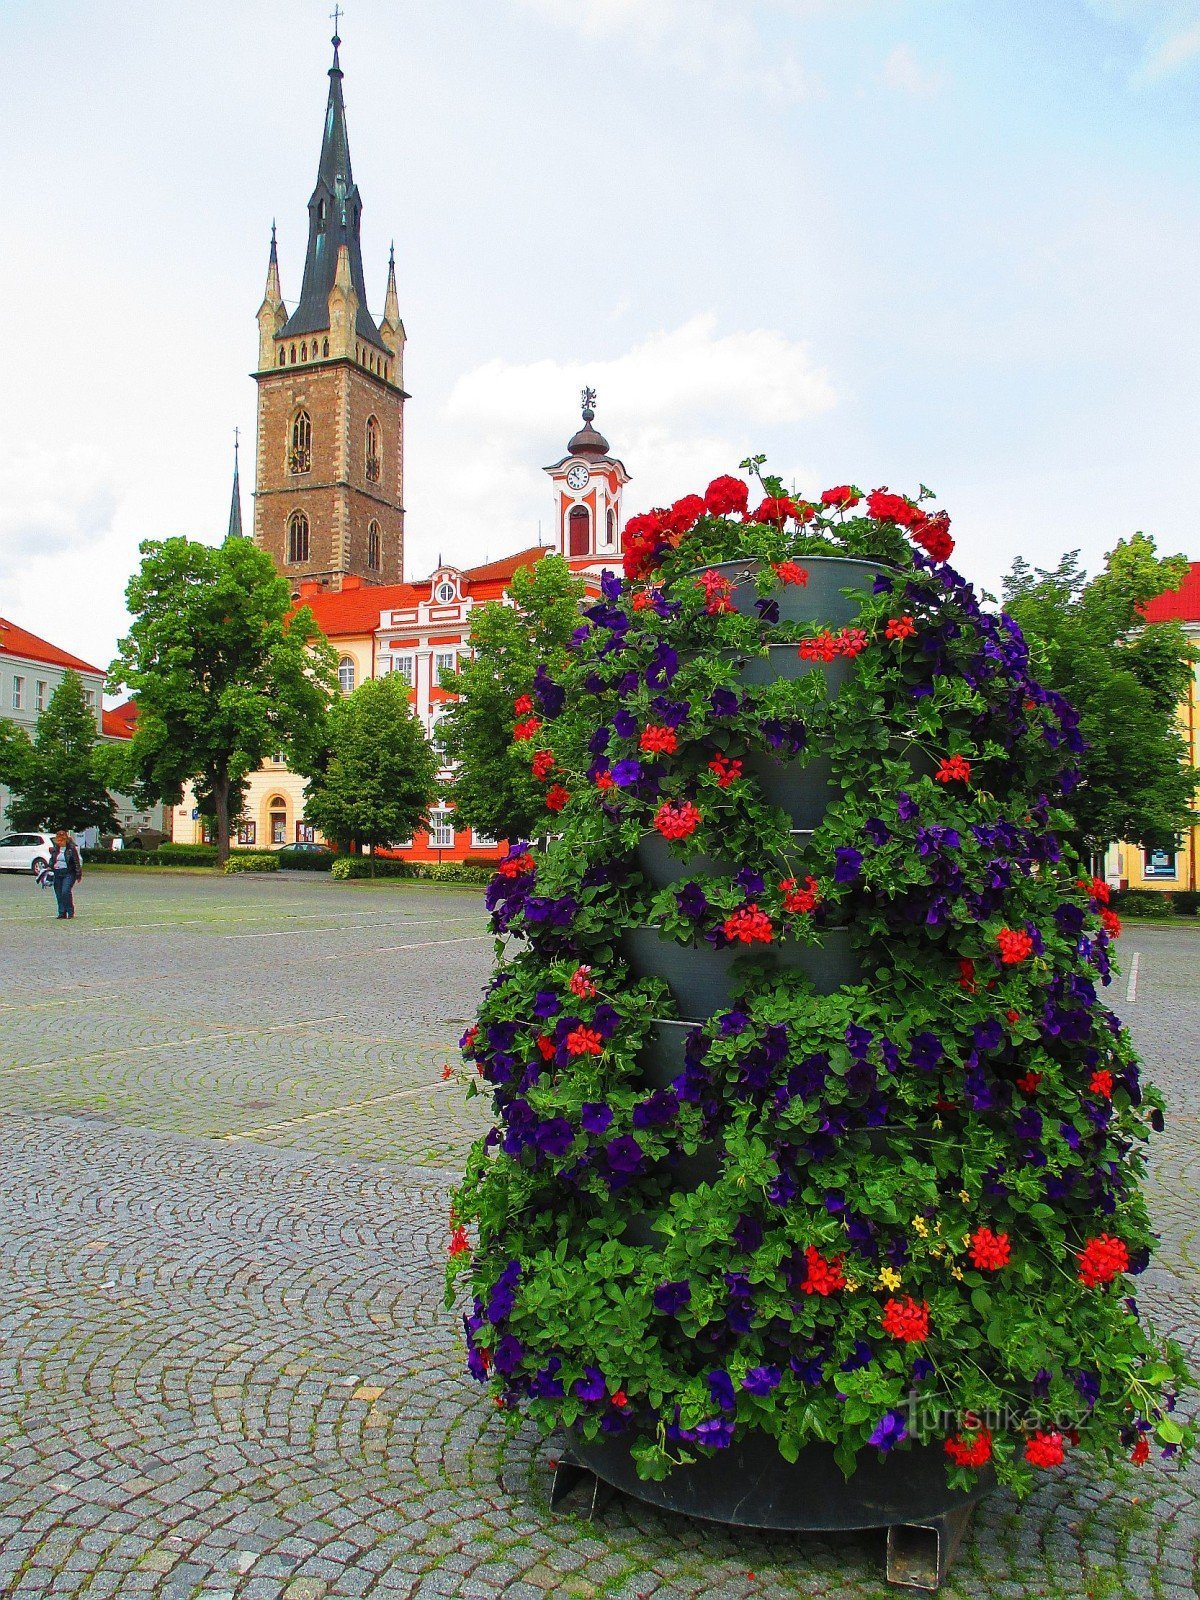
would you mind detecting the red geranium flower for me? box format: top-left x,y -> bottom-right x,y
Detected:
1101,908 -> 1122,939
722,904 -> 774,944
594,769 -> 615,790
513,716 -> 541,741
1077,1234 -> 1129,1288
664,494 -> 706,536
801,1246 -> 846,1295
799,630 -> 838,662
935,755 -> 971,784
944,1427 -> 992,1468
531,750 -> 555,779
1015,1070 -> 1042,1096
610,1389 -> 629,1409
957,957 -> 976,991
780,875 -> 820,914
836,627 -> 869,659
497,851 -> 535,879
545,784 -> 570,812
703,475 -> 750,517
640,724 -> 678,755
821,485 -> 861,509
866,489 -> 920,527
882,1296 -> 930,1342
1089,1069 -> 1114,1099
1130,1437 -> 1150,1464
654,801 -> 701,841
708,753 -> 742,787
536,1034 -> 556,1060
566,1026 -> 603,1057
997,928 -> 1034,965
697,569 -> 735,615
568,964 -> 597,999
968,1227 -> 1011,1272
448,1225 -> 470,1257
773,560 -> 809,586
631,588 -> 657,611
752,495 -> 808,527
885,615 -> 916,640
1024,1432 -> 1066,1468
513,694 -> 534,715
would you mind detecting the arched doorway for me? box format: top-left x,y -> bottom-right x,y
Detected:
266,796 -> 288,847
568,505 -> 590,557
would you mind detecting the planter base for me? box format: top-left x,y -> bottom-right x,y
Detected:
550,1429 -> 989,1593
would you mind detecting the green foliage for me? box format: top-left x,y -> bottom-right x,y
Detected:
1109,889 -> 1174,918
79,844 -> 219,867
276,847 -> 336,871
1003,536 -> 1197,854
304,674 -> 439,869
329,856 -> 492,882
449,485 -> 1190,1496
0,671 -> 117,833
109,536 -> 337,863
156,843 -> 220,861
223,852 -> 279,873
440,554 -> 588,843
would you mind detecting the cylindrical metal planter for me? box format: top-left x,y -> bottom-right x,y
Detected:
565,1427 -> 993,1533
688,555 -> 893,629
635,833 -> 739,890
621,925 -> 862,1019
740,647 -> 854,691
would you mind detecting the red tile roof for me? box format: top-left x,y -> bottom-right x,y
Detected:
102,699 -> 139,739
462,546 -> 547,585
0,616 -> 104,676
1142,562 -> 1200,624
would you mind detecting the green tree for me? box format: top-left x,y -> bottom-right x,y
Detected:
304,673 -> 439,870
1003,533 -> 1197,860
110,536 -> 337,864
440,554 -> 587,842
0,670 -> 118,833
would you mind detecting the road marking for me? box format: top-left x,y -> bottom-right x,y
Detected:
222,1078 -> 453,1139
1126,951 -> 1140,1004
312,934 -> 493,961
0,1015 -> 350,1076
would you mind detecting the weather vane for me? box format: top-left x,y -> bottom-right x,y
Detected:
581,386 -> 597,417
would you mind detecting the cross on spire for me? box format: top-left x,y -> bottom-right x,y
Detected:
331,5 -> 342,42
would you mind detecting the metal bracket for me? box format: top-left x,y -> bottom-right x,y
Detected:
549,1453 -> 613,1521
885,1501 -> 976,1591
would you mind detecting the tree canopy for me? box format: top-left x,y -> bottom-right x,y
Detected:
110,535 -> 337,862
0,670 -> 118,834
439,554 -> 587,843
304,672 -> 439,865
1003,533 -> 1196,857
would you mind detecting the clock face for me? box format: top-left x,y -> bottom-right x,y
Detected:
566,464 -> 590,491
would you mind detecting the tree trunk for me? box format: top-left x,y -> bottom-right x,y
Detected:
370,842 -> 376,878
213,771 -> 231,867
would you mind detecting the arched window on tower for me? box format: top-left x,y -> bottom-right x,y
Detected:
317,198 -> 327,233
568,505 -> 591,557
338,657 -> 356,696
368,521 -> 381,571
365,415 -> 381,482
277,349 -> 285,367
322,338 -> 329,358
606,509 -> 615,546
287,511 -> 310,565
289,410 -> 311,474
301,342 -> 307,361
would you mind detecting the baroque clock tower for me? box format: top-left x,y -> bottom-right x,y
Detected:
252,27 -> 406,592
544,390 -> 629,573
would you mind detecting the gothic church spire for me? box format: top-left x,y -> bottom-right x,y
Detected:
282,28 -> 387,352
226,430 -> 244,541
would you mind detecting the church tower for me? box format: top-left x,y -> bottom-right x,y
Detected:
252,29 -> 406,592
544,390 -> 629,572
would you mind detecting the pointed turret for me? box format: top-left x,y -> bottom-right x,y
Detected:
257,223 -> 286,369
282,30 -> 387,354
379,241 -> 406,373
226,431 -> 244,541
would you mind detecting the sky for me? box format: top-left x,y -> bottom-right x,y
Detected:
3,0 -> 1200,681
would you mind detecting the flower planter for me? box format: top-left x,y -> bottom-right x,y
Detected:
635,832 -> 739,890
689,554 -> 892,629
563,1424 -> 993,1534
743,744 -> 937,830
622,925 -> 862,1019
739,647 -> 854,692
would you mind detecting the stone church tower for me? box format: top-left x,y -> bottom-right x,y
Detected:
252,30 -> 405,592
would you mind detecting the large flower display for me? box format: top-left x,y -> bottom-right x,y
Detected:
448,469 -> 1191,1498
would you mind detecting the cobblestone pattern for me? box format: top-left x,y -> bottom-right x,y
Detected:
0,876 -> 1197,1597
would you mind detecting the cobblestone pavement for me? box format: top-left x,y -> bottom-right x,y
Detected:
0,872 -> 1197,1599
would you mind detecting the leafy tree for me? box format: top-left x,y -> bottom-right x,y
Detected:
304,673 -> 439,870
0,670 -> 118,834
1003,533 -> 1196,860
110,536 -> 337,863
440,554 -> 587,842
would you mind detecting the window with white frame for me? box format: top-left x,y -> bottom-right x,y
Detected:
434,649 -> 455,685
11,676 -> 23,710
429,808 -> 455,849
430,716 -> 450,765
390,653 -> 414,685
84,689 -> 96,710
338,656 -> 356,695
472,829 -> 498,849
389,836 -> 413,850
34,680 -> 46,712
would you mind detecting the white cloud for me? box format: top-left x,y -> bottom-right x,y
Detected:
1134,22 -> 1200,80
404,315 -> 835,576
1082,0 -> 1200,83
881,43 -> 944,96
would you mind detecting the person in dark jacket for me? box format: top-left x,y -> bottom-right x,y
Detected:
49,830 -> 83,919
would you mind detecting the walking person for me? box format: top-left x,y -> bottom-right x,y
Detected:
49,829 -> 83,920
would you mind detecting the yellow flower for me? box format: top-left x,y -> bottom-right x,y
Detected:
878,1266 -> 902,1291
951,1266 -> 965,1281
844,1276 -> 861,1292
912,1216 -> 930,1238
958,1189 -> 971,1204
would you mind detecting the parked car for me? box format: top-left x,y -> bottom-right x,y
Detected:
276,841 -> 336,866
0,831 -> 57,874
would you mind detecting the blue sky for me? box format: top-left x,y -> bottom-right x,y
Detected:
2,0 -> 1200,671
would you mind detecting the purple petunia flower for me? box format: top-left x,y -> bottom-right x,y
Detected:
492,1334 -> 525,1375
573,1366 -> 607,1402
719,1009 -> 749,1035
532,990 -> 561,1019
897,791 -> 919,822
653,1279 -> 692,1316
742,1365 -> 782,1396
676,882 -> 709,919
581,1102 -> 613,1135
605,1134 -> 645,1173
707,1370 -> 736,1412
864,818 -> 890,846
908,1032 -> 943,1071
834,847 -> 863,883
611,758 -> 643,788
868,1410 -> 909,1453
710,687 -> 740,717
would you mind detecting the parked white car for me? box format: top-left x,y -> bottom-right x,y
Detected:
0,832 -> 56,874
